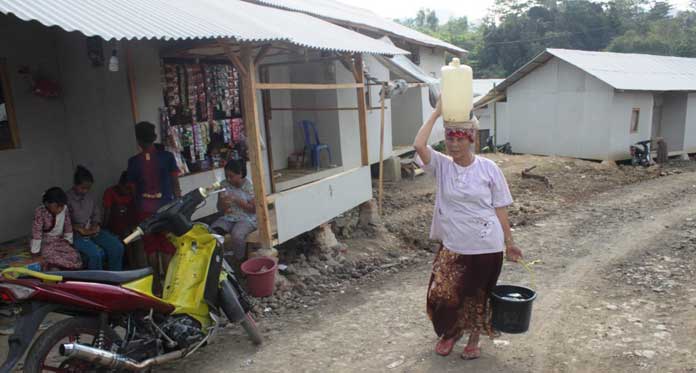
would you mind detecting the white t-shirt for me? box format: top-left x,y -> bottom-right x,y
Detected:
417,146 -> 513,255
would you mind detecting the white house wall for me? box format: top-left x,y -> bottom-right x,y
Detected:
418,47 -> 445,145
607,92 -> 654,160
505,58 -> 614,160
391,87 -> 423,146
334,55 -> 393,167
0,16 -> 74,241
685,93 -> 696,153
658,93 -> 687,152
291,62 -> 342,168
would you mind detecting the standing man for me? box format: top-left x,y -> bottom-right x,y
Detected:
127,121 -> 181,294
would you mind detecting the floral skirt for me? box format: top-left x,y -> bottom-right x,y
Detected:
426,246 -> 503,340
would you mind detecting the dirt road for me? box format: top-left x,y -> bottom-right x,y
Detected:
171,171 -> 696,373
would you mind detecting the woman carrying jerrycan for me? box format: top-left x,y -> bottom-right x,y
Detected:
414,58 -> 523,360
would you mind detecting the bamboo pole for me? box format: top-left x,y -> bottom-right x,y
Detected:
126,43 -> 138,124
378,83 -> 386,215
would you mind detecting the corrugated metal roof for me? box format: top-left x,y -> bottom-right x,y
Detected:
473,79 -> 503,98
250,0 -> 467,55
0,0 -> 407,55
475,48 -> 696,108
548,48 -> 696,91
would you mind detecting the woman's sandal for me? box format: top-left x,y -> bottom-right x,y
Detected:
435,337 -> 458,356
461,345 -> 481,360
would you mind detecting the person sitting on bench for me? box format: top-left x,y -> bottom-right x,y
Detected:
211,160 -> 257,262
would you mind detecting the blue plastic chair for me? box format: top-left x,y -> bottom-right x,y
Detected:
298,120 -> 332,170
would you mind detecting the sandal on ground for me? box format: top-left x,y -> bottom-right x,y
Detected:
461,345 -> 481,360
435,337 -> 458,356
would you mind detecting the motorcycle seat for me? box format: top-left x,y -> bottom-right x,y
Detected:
47,267 -> 154,284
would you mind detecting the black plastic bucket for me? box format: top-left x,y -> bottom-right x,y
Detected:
490,284 -> 537,334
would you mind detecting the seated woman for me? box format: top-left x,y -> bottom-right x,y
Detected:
67,165 -> 124,271
31,187 -> 82,270
211,160 -> 257,262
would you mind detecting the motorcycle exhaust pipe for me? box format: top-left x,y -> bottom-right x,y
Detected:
60,343 -> 186,371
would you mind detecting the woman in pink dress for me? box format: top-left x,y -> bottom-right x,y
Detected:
31,187 -> 82,270
414,100 -> 523,360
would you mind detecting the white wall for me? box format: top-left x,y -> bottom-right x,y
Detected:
658,93 -> 687,152
607,92 -> 654,160
391,86 -> 423,146
0,15 -> 73,242
504,58 -> 615,160
684,93 -> 696,153
418,46 -> 445,79
417,47 -> 445,145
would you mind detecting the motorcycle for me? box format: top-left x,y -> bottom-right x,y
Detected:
481,136 -> 512,155
0,183 -> 261,373
630,140 -> 652,167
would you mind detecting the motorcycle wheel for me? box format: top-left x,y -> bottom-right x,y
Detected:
23,317 -> 121,373
220,280 -> 262,346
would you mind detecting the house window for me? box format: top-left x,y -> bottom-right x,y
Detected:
630,108 -> 640,133
0,61 -> 20,150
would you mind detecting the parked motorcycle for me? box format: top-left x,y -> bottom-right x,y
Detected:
630,140 -> 653,167
481,136 -> 512,154
0,183 -> 261,373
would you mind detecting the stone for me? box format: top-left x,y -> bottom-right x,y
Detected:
358,199 -> 381,227
605,304 -> 618,311
634,350 -> 656,359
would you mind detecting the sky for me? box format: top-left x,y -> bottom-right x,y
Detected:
338,0 -> 693,24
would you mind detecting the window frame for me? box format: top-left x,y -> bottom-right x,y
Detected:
630,108 -> 640,134
0,60 -> 20,150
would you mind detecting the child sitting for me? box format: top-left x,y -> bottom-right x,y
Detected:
31,187 -> 82,270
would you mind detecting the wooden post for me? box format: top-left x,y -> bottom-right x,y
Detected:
378,83 -> 386,215
353,54 -> 369,166
260,66 -> 276,193
126,43 -> 138,124
235,45 -> 273,249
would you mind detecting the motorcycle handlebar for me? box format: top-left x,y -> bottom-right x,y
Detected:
123,227 -> 144,245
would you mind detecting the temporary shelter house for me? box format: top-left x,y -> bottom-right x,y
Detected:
0,0 -> 410,247
475,49 -> 696,161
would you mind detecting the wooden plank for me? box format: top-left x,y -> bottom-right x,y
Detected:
274,166 -> 372,243
255,83 -> 364,90
235,46 -> 274,248
353,54 -> 369,166
269,106 -> 388,111
259,55 -> 342,69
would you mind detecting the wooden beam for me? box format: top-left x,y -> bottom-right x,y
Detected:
259,55 -> 342,69
254,44 -> 272,65
126,43 -> 139,124
218,40 -> 248,77
354,54 -> 369,166
260,67 -> 276,193
255,83 -> 364,90
269,106 -> 388,111
238,46 -> 274,248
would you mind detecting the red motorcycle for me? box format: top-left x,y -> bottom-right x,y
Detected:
0,185 -> 260,372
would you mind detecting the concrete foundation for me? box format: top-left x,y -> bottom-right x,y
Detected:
314,223 -> 339,251
358,199 -> 380,227
382,156 -> 402,182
